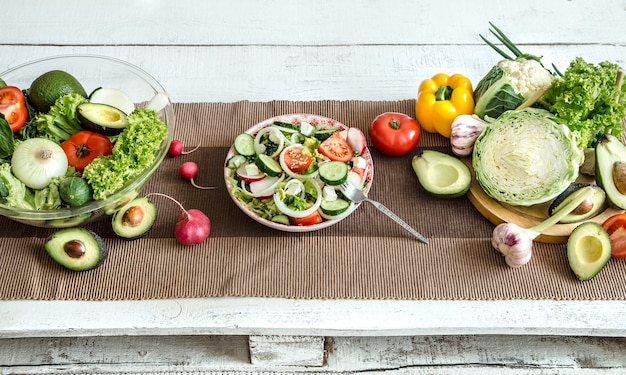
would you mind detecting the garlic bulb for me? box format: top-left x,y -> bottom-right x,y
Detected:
450,114 -> 488,156
492,223 -> 534,268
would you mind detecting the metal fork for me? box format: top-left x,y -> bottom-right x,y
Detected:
340,182 -> 429,244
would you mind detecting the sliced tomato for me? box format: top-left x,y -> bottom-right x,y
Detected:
0,86 -> 28,133
289,211 -> 323,226
318,131 -> 354,162
283,147 -> 313,173
60,130 -> 113,172
601,213 -> 626,258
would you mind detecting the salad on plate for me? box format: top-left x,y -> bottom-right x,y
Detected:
224,114 -> 373,232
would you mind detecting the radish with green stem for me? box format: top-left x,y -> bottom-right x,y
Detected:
179,161 -> 217,190
146,192 -> 211,245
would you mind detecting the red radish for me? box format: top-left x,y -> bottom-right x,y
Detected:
346,127 -> 367,155
236,162 -> 265,182
179,161 -> 217,190
146,192 -> 211,245
168,140 -> 200,157
175,208 -> 211,246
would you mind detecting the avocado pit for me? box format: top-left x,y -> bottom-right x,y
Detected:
64,240 -> 86,258
612,161 -> 626,194
123,205 -> 145,227
112,197 -> 157,239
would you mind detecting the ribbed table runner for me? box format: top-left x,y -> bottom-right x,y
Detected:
1,100 -> 625,301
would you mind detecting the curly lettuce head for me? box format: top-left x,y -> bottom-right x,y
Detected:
541,57 -> 626,149
472,108 -> 582,206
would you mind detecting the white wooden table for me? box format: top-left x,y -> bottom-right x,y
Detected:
1,1 -> 626,373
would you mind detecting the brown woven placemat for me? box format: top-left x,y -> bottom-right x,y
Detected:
1,100 -> 625,301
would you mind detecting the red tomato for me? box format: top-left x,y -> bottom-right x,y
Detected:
368,112 -> 421,156
0,86 -> 28,133
318,131 -> 354,162
289,211 -> 323,226
60,130 -> 113,172
283,147 -> 313,173
601,213 -> 626,258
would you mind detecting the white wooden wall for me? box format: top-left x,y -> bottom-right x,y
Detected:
1,1 -> 626,373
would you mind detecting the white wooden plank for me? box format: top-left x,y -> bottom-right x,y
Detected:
249,335 -> 325,366
328,335 -> 626,370
1,335 -> 624,374
1,0 -> 623,45
1,44 -> 623,103
1,298 -> 626,338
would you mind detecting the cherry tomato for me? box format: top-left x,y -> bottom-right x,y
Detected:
283,147 -> 313,173
601,213 -> 626,258
60,130 -> 113,172
318,131 -> 354,162
0,86 -> 28,133
368,112 -> 421,156
289,211 -> 323,226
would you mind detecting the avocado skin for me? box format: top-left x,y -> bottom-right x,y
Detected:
412,151 -> 471,199
548,183 -> 606,223
77,102 -> 127,136
44,228 -> 108,272
111,197 -> 157,240
596,134 -> 626,209
567,222 -> 611,281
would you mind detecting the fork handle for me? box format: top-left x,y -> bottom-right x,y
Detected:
366,199 -> 429,244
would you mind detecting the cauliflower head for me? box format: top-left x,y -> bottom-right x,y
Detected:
498,58 -> 554,98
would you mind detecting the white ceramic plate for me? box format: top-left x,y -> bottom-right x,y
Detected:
224,113 -> 374,232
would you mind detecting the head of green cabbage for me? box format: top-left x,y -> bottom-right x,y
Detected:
472,108 -> 582,206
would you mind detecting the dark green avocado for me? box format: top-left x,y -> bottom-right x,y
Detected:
567,222 -> 612,281
549,183 -> 606,223
44,228 -> 108,271
111,197 -> 157,240
77,102 -> 127,135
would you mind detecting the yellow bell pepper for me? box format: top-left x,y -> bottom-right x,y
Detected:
415,73 -> 475,138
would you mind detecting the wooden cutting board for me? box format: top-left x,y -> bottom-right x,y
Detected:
462,158 -> 623,244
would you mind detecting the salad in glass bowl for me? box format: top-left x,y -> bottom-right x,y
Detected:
224,114 -> 374,232
0,55 -> 174,228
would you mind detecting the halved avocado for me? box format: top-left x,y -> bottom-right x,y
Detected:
77,102 -> 127,135
567,222 -> 612,281
549,183 -> 606,223
412,150 -> 471,198
44,228 -> 108,271
595,134 -> 626,209
111,197 -> 157,240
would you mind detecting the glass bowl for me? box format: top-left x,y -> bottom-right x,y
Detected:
0,54 -> 175,228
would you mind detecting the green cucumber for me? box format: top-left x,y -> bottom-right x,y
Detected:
59,177 -> 93,207
314,129 -> 337,141
227,154 -> 247,169
234,133 -> 255,156
320,198 -> 350,216
319,161 -> 349,186
255,153 -> 282,177
271,214 -> 290,225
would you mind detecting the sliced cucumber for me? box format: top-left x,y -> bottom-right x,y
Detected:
319,161 -> 349,186
320,198 -> 350,215
227,154 -> 247,169
234,133 -> 256,156
271,214 -> 290,225
314,129 -> 337,141
255,153 -> 282,177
